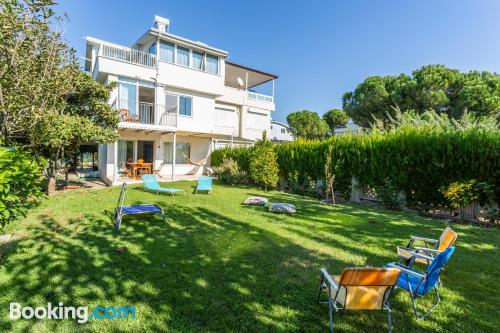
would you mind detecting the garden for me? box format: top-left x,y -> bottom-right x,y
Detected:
0,182 -> 499,332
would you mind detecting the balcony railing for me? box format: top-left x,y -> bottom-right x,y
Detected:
247,91 -> 273,103
100,42 -> 156,68
113,99 -> 177,127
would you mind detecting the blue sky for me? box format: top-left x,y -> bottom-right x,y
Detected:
57,0 -> 500,122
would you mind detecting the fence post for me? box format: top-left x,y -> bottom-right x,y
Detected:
350,176 -> 361,202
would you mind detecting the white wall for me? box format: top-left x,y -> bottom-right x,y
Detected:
157,61 -> 224,96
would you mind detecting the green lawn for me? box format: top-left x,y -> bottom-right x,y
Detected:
0,182 -> 498,332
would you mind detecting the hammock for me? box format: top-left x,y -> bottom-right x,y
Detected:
182,152 -> 208,166
181,151 -> 213,175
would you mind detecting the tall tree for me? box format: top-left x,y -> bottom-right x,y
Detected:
323,109 -> 349,132
0,0 -> 119,194
343,64 -> 500,127
286,110 -> 329,139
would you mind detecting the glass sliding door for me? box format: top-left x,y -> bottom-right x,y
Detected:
117,140 -> 134,173
163,142 -> 190,164
118,79 -> 137,120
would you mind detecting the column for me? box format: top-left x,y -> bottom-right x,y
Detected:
113,141 -> 118,183
171,132 -> 176,180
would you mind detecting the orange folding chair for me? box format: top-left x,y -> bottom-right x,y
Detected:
397,227 -> 457,266
317,267 -> 401,333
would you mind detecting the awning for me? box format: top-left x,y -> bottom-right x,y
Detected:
225,61 -> 278,89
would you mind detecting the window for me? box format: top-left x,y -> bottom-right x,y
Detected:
117,140 -> 134,171
148,43 -> 156,55
159,41 -> 175,62
271,125 -> 273,129
281,128 -> 286,134
176,46 -> 189,66
192,51 -> 204,70
163,142 -> 191,164
179,96 -> 192,116
206,54 -> 219,74
215,107 -> 236,127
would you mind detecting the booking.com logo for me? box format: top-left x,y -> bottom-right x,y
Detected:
9,302 -> 136,323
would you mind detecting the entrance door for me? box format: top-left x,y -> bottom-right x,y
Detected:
137,141 -> 154,163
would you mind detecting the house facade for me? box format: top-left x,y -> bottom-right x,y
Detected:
85,16 -> 277,185
269,120 -> 293,143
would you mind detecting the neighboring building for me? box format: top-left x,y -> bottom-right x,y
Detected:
85,15 -> 278,184
269,120 -> 293,143
333,118 -> 361,135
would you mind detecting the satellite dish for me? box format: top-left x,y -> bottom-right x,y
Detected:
237,77 -> 244,88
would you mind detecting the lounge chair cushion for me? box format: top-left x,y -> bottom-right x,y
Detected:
268,203 -> 296,213
120,204 -> 163,215
156,187 -> 184,194
243,196 -> 268,206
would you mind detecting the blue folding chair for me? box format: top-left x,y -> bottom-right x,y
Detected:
113,183 -> 166,229
386,246 -> 455,320
195,176 -> 212,194
142,174 -> 185,196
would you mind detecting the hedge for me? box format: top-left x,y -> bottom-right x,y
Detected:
211,127 -> 500,207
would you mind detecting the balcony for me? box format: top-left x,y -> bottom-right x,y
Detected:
247,91 -> 273,103
99,42 -> 156,68
112,99 -> 177,128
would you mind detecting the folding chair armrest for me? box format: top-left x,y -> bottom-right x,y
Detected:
386,263 -> 426,279
320,268 -> 339,290
408,251 -> 434,262
414,246 -> 440,254
410,236 -> 438,243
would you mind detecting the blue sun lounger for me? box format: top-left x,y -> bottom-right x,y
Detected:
195,176 -> 213,194
142,174 -> 186,196
114,183 -> 166,229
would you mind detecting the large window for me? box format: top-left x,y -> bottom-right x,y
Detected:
206,54 -> 219,74
176,46 -> 189,66
117,140 -> 134,171
179,96 -> 192,116
192,50 -> 204,70
163,142 -> 191,164
159,41 -> 175,62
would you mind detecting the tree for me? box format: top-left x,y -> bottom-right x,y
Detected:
0,0 -> 119,194
31,72 -> 119,193
323,109 -> 349,132
0,0 -> 75,142
286,110 -> 329,139
343,64 -> 500,127
249,134 -> 279,190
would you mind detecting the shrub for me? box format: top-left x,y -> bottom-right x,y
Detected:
211,119 -> 500,208
375,179 -> 405,210
441,180 -> 495,209
213,158 -> 247,185
0,146 -> 44,228
249,138 -> 279,190
211,146 -> 251,170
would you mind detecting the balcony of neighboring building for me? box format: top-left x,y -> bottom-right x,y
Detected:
218,61 -> 277,111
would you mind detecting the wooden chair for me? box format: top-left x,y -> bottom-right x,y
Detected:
119,109 -> 138,122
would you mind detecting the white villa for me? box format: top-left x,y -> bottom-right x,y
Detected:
84,15 -> 277,185
269,120 -> 294,143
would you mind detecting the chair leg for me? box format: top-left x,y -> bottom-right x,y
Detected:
410,288 -> 441,320
316,276 -> 325,303
386,302 -> 393,333
328,300 -> 335,333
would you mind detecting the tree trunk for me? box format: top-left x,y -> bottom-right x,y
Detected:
47,176 -> 56,195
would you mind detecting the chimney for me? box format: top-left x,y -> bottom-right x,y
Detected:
154,15 -> 170,33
